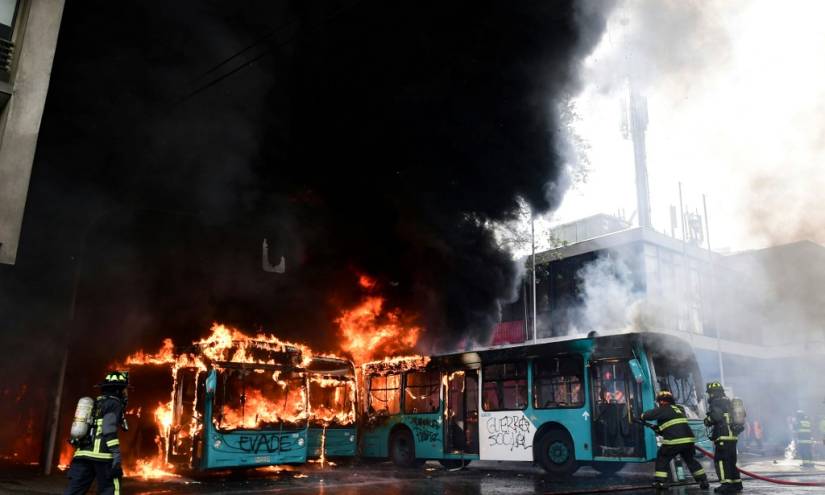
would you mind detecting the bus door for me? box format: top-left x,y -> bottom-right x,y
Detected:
444,370 -> 479,454
589,359 -> 645,458
169,367 -> 200,466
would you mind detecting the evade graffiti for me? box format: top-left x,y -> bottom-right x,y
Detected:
486,416 -> 531,450
222,433 -> 298,453
410,417 -> 439,443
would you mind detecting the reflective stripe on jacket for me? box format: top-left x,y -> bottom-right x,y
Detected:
74,396 -> 122,461
641,403 -> 695,445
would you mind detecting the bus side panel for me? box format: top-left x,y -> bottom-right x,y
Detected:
361,419 -> 396,458
307,427 -> 357,458
404,413 -> 443,459
479,410 -> 535,461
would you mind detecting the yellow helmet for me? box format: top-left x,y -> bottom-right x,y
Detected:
656,390 -> 675,403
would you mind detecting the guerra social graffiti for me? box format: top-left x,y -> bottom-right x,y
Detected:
486,415 -> 532,450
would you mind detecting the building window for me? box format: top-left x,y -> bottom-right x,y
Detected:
404,370 -> 440,414
533,356 -> 584,409
482,362 -> 527,411
0,0 -> 20,80
368,374 -> 401,415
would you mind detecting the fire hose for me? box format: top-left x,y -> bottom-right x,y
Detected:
635,419 -> 825,487
692,444 -> 825,487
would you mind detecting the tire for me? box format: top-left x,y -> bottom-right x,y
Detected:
438,459 -> 471,469
536,429 -> 578,478
389,429 -> 419,467
591,461 -> 625,476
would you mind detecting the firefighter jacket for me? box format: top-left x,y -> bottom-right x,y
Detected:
641,403 -> 696,446
73,395 -> 124,462
794,416 -> 814,444
705,396 -> 737,442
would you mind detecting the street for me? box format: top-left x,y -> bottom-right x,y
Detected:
3,456 -> 823,495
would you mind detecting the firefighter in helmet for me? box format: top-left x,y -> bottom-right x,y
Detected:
793,410 -> 814,467
640,390 -> 710,491
64,371 -> 129,495
704,381 -> 742,493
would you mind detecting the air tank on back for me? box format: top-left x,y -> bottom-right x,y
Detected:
70,397 -> 95,442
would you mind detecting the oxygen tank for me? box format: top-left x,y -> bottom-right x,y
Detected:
70,397 -> 94,441
731,397 -> 747,429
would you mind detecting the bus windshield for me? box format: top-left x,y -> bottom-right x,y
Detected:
309,376 -> 355,427
649,353 -> 705,418
213,367 -> 307,430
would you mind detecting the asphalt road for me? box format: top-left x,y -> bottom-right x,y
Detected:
2,457 -> 824,494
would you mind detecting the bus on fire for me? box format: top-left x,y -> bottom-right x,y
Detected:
159,341 -> 357,471
359,331 -> 710,476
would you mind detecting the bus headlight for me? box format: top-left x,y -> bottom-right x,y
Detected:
214,439 -> 222,449
297,437 -> 305,446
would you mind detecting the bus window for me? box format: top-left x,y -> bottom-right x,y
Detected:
593,364 -> 632,405
309,377 -> 355,426
482,362 -> 527,411
213,368 -> 307,430
404,370 -> 440,414
368,374 -> 401,415
533,356 -> 584,409
651,356 -> 705,418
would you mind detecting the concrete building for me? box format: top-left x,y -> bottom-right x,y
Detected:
495,217 -> 825,446
0,0 -> 64,265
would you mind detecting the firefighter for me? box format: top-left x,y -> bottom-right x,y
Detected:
793,410 -> 814,467
640,390 -> 710,491
64,371 -> 129,495
704,381 -> 742,493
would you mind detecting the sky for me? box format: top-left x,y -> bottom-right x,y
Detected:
550,0 -> 825,253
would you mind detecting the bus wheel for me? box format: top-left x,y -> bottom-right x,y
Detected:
536,430 -> 578,478
438,459 -> 471,469
592,461 -> 625,476
389,429 -> 419,468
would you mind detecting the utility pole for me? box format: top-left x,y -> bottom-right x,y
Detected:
531,216 -> 537,343
703,194 -> 725,387
624,79 -> 652,230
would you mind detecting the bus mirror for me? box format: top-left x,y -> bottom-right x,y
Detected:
205,370 -> 217,397
628,359 -> 644,384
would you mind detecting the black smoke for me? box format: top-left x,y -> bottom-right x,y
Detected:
2,0 -> 612,376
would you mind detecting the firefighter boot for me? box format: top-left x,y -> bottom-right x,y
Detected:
652,481 -> 668,491
714,484 -> 737,494
698,477 -> 710,490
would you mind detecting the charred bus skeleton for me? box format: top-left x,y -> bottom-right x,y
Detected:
125,338 -> 356,472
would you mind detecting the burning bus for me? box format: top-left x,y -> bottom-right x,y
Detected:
113,324 -> 357,474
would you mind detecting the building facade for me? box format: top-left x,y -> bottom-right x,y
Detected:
0,0 -> 64,265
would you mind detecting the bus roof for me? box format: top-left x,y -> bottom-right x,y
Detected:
423,331 -> 695,370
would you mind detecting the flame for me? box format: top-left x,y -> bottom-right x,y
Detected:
336,275 -> 422,364
101,274 -> 420,475
127,457 -> 180,479
57,443 -> 73,471
217,382 -> 307,430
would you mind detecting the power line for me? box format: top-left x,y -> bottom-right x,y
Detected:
176,0 -> 365,107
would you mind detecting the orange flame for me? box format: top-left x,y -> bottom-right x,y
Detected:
336,275 -> 422,364
57,443 -> 73,471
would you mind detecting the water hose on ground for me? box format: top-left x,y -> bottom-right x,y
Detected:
693,444 -> 825,487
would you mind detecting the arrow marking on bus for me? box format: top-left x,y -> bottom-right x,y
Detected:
582,411 -> 590,421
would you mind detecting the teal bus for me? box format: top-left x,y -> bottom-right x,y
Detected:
162,342 -> 357,471
360,332 -> 709,476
